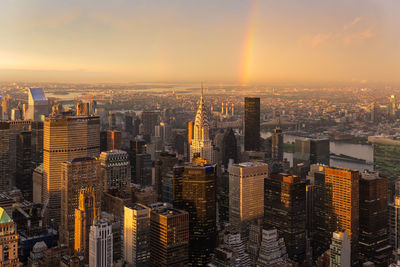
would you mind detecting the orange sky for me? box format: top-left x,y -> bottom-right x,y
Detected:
0,0 -> 399,85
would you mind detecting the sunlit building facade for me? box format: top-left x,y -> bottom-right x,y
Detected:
228,162 -> 267,238
189,88 -> 214,163
124,204 -> 151,266
148,202 -> 189,267
0,208 -> 19,267
43,115 -> 100,225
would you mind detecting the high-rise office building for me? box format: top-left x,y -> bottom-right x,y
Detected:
43,115 -> 100,224
244,97 -> 260,151
31,121 -> 44,169
293,138 -> 330,167
390,196 -> 400,251
0,208 -> 19,267
171,165 -> 185,208
76,102 -> 88,116
123,203 -> 151,266
0,122 -> 10,191
325,167 -> 359,264
106,130 -> 122,151
264,172 -> 307,262
256,228 -> 290,266
181,160 -> 217,266
359,171 -> 391,266
155,152 -> 178,200
330,231 -> 351,267
187,121 -> 194,146
221,128 -> 238,168
74,187 -> 100,262
148,202 -> 189,267
89,219 -> 113,267
135,153 -> 153,186
100,150 -> 130,191
26,88 -> 49,121
189,88 -> 214,163
141,111 -> 160,137
228,162 -> 267,238
272,127 -> 284,161
15,131 -> 33,201
60,157 -> 101,253
369,136 -> 400,180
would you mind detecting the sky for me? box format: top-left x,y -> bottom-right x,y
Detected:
0,0 -> 399,85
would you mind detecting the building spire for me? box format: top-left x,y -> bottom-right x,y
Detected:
201,82 -> 204,100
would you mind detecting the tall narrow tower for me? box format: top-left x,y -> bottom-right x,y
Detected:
189,85 -> 214,163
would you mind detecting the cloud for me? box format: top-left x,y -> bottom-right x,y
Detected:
300,17 -> 374,47
344,17 -> 361,30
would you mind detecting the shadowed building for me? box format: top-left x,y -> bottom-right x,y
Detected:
60,157 -> 101,253
244,97 -> 260,151
181,159 -> 217,266
264,172 -> 307,263
359,171 -> 391,266
148,202 -> 189,267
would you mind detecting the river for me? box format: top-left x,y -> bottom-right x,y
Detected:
261,132 -> 374,171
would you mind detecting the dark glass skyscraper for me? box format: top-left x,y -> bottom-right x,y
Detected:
244,97 -> 260,151
221,128 -> 237,168
180,160 -> 216,266
359,171 -> 391,266
264,172 -> 307,263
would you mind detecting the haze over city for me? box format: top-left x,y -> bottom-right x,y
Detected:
1,0 -> 400,85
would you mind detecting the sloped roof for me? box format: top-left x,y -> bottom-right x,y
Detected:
0,207 -> 12,223
29,88 -> 47,101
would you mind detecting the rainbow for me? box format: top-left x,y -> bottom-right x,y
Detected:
240,0 -> 259,85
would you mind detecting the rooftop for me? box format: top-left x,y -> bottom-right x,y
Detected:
0,207 -> 13,223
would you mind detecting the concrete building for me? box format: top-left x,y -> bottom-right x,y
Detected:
89,219 -> 113,267
228,162 -> 267,238
0,208 -> 19,267
148,202 -> 189,267
100,150 -> 131,191
123,203 -> 151,266
256,228 -> 290,267
43,115 -> 100,225
330,231 -> 351,267
60,157 -> 101,253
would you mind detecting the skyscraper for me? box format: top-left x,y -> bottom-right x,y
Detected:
189,87 -> 214,163
74,187 -> 100,262
228,162 -> 267,238
148,202 -> 189,267
0,208 -> 19,267
359,171 -> 391,266
15,131 -> 32,201
256,228 -> 290,266
244,97 -> 260,151
89,219 -> 113,267
26,88 -> 49,121
181,160 -> 217,266
123,203 -> 151,266
135,153 -> 153,186
272,127 -> 283,161
43,115 -> 100,224
100,150 -> 131,191
0,122 -> 10,191
60,157 -> 101,253
325,167 -> 359,264
141,111 -> 160,137
221,128 -> 238,168
264,172 -> 307,262
330,231 -> 351,267
106,130 -> 122,151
